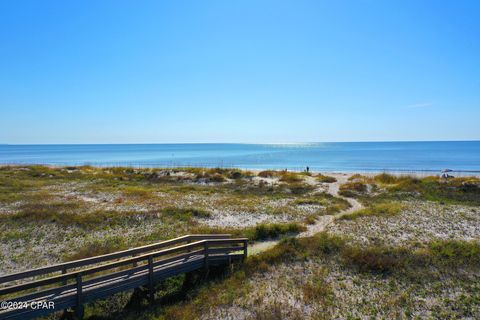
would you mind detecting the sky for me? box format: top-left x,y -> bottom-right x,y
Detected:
0,0 -> 479,144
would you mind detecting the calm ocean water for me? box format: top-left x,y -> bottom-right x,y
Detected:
0,142 -> 479,174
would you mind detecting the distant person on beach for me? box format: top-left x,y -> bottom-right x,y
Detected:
306,166 -> 309,173
441,169 -> 454,180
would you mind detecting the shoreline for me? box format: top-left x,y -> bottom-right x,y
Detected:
1,163 -> 479,177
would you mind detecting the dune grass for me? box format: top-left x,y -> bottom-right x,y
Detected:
338,181 -> 368,197
339,202 -> 403,220
113,233 -> 479,320
339,172 -> 480,206
316,174 -> 337,183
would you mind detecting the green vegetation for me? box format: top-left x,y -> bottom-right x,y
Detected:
294,193 -> 351,214
66,236 -> 128,261
1,166 -> 478,319
316,174 -> 337,183
279,172 -> 303,183
339,202 -> 403,220
192,222 -> 306,242
338,181 -> 368,197
104,234 -> 478,319
246,223 -> 306,241
258,170 -> 280,178
156,233 -> 480,319
429,239 -> 480,265
161,207 -> 212,221
342,172 -> 480,206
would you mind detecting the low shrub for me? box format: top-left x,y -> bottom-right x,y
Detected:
122,186 -> 154,199
258,170 -> 279,178
66,236 -> 128,261
316,174 -> 337,183
340,202 -> 403,220
247,223 -> 306,241
228,171 -> 244,179
279,172 -> 303,184
338,181 -> 368,197
342,246 -> 401,273
287,183 -> 315,195
428,239 -> 480,266
374,173 -> 398,184
161,207 -> 212,221
303,215 -> 317,225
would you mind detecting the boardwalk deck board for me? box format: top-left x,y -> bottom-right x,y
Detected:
0,234 -> 247,320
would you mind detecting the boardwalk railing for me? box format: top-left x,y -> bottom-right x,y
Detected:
0,234 -> 247,320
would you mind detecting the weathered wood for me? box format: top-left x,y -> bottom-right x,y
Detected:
148,255 -> 154,304
204,242 -> 209,271
243,240 -> 248,259
0,234 -> 232,285
75,273 -> 84,319
0,235 -> 247,320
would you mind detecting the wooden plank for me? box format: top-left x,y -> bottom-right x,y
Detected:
0,242 -> 206,296
75,273 -> 83,319
207,247 -> 244,254
0,234 -> 232,285
0,235 -> 246,320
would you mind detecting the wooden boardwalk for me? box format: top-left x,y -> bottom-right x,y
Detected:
0,234 -> 247,319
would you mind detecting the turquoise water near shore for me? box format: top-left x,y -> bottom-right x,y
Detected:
1,141 -> 479,174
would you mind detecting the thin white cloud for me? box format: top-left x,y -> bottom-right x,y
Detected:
406,102 -> 434,108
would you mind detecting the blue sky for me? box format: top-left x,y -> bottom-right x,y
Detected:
0,0 -> 479,144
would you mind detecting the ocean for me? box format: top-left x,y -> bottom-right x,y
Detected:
0,141 -> 479,175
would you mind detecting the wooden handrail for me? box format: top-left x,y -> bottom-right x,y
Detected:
0,235 -> 247,320
0,234 -> 231,285
0,237 -> 247,296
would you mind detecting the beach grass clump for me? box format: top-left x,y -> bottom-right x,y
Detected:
341,246 -> 404,273
348,173 -> 369,181
65,236 -> 128,261
340,202 -> 403,220
338,181 -> 368,197
190,222 -> 306,242
258,170 -> 280,178
316,174 -> 337,183
371,175 -> 480,206
2,202 -> 162,229
122,185 -> 155,199
294,197 -> 328,206
227,170 -> 244,179
428,239 -> 480,266
11,201 -> 82,222
87,233 -> 479,320
246,223 -> 306,241
294,193 -> 351,214
161,207 -> 212,221
301,268 -> 334,306
342,240 -> 480,274
286,183 -> 315,195
374,173 -> 399,184
279,172 -> 303,184
303,214 -> 317,225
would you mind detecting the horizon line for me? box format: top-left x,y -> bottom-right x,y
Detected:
1,139 -> 480,146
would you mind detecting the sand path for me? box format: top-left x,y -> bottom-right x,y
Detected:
249,173 -> 363,255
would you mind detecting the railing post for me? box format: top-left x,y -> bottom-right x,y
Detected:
61,267 -> 67,285
133,253 -> 138,268
204,241 -> 209,271
243,240 -> 248,260
187,237 -> 191,253
148,255 -> 154,304
75,273 -> 84,319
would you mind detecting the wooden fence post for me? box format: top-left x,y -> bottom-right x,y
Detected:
75,273 -> 84,319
